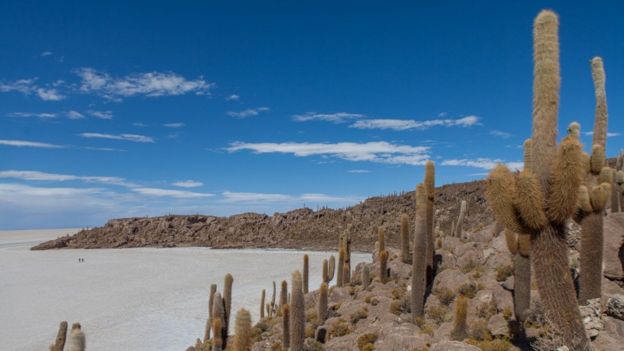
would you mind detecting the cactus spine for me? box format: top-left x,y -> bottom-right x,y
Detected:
450,295 -> 468,341
204,284 -> 217,342
50,321 -> 68,351
486,10 -> 591,350
318,282 -> 328,322
289,271 -> 305,351
67,323 -> 86,351
400,213 -> 410,263
424,161 -> 435,285
282,304 -> 290,349
303,254 -> 309,294
233,309 -> 252,351
223,273 -> 233,346
453,200 -> 466,237
328,255 -> 336,282
411,183 -> 427,320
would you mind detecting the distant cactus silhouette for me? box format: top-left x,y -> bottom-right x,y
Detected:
400,213 -> 410,263
411,184 -> 427,320
233,309 -> 252,351
289,271 -> 305,351
377,226 -> 385,254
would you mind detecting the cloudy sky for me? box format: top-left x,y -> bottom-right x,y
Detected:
1,1 -> 623,229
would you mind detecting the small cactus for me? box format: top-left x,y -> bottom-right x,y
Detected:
289,271 -> 305,351
303,254 -> 309,294
67,323 -> 86,351
233,309 -> 252,351
212,293 -> 226,346
450,295 -> 468,341
318,282 -> 328,322
400,213 -> 410,263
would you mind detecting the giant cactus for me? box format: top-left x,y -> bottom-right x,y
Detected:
424,161 -> 435,285
289,271 -> 305,351
485,10 -> 591,350
411,183 -> 427,320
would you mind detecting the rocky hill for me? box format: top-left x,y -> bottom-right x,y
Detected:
32,180 -> 493,251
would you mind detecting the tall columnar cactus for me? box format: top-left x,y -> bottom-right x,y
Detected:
233,309 -> 252,351
362,265 -> 370,289
328,255 -> 336,282
271,281 -> 277,316
411,184 -> 427,321
345,226 -> 352,282
212,318 -> 223,351
303,254 -> 309,294
68,323 -> 86,351
577,56 -> 611,305
289,271 -> 305,351
485,10 -> 591,350
322,259 -> 329,283
204,284 -> 217,342
400,213 -> 410,263
212,292 -> 227,347
337,247 -> 345,287
453,200 -> 466,238
450,295 -> 468,341
424,161 -> 435,285
318,282 -> 328,322
223,273 -> 233,346
377,227 -> 385,254
379,249 -> 389,283
280,280 -> 288,310
50,321 -> 68,351
282,304 -> 290,349
260,289 -> 266,319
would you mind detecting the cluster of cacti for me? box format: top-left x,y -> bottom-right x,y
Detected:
400,213 -> 410,263
48,321 -> 87,351
485,10 -> 591,350
576,56 -> 612,305
411,183 -> 427,321
452,200 -> 466,238
289,271 -> 305,351
450,295 -> 468,341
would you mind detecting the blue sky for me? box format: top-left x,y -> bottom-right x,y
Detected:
1,1 -> 623,229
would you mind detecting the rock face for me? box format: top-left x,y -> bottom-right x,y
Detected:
32,181 -> 493,251
606,295 -> 624,321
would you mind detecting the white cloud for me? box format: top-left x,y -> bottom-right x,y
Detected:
292,112 -> 365,123
7,112 -> 57,119
133,187 -> 213,198
40,51 -> 53,57
35,88 -> 64,101
0,170 -> 135,187
222,191 -> 360,204
133,122 -> 147,127
66,110 -> 85,119
75,68 -> 214,100
0,139 -> 64,148
350,116 -> 480,131
227,107 -> 269,118
442,158 -> 523,171
163,122 -> 185,128
490,130 -> 512,138
583,131 -> 620,138
0,79 -> 65,101
79,132 -> 155,143
89,110 -> 113,120
172,180 -> 203,188
348,169 -> 371,173
225,94 -> 240,101
83,146 -> 126,152
227,141 -> 430,165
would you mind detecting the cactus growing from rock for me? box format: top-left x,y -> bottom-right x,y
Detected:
223,273 -> 233,345
411,183 -> 427,321
400,213 -> 410,263
485,10 -> 591,350
318,282 -> 328,322
204,284 -> 217,342
67,323 -> 86,351
450,295 -> 468,341
289,271 -> 305,351
233,309 -> 252,351
282,304 -> 290,349
424,161 -> 435,285
50,321 -> 68,351
453,200 -> 466,238
328,255 -> 336,282
303,254 -> 309,293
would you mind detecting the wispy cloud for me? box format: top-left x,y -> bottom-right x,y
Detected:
490,130 -> 512,138
0,139 -> 64,148
227,107 -> 269,118
7,112 -> 57,119
133,187 -> 213,198
347,169 -> 371,173
0,79 -> 65,101
227,141 -> 430,165
442,158 -> 523,170
583,131 -> 620,138
79,132 -> 155,143
350,116 -> 480,131
133,122 -> 147,127
89,110 -> 113,120
75,68 -> 214,100
163,122 -> 185,128
222,191 -> 360,204
66,110 -> 85,120
292,112 -> 365,123
83,146 -> 126,152
40,51 -> 53,57
0,170 -> 135,187
172,180 -> 203,188
225,94 -> 240,101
